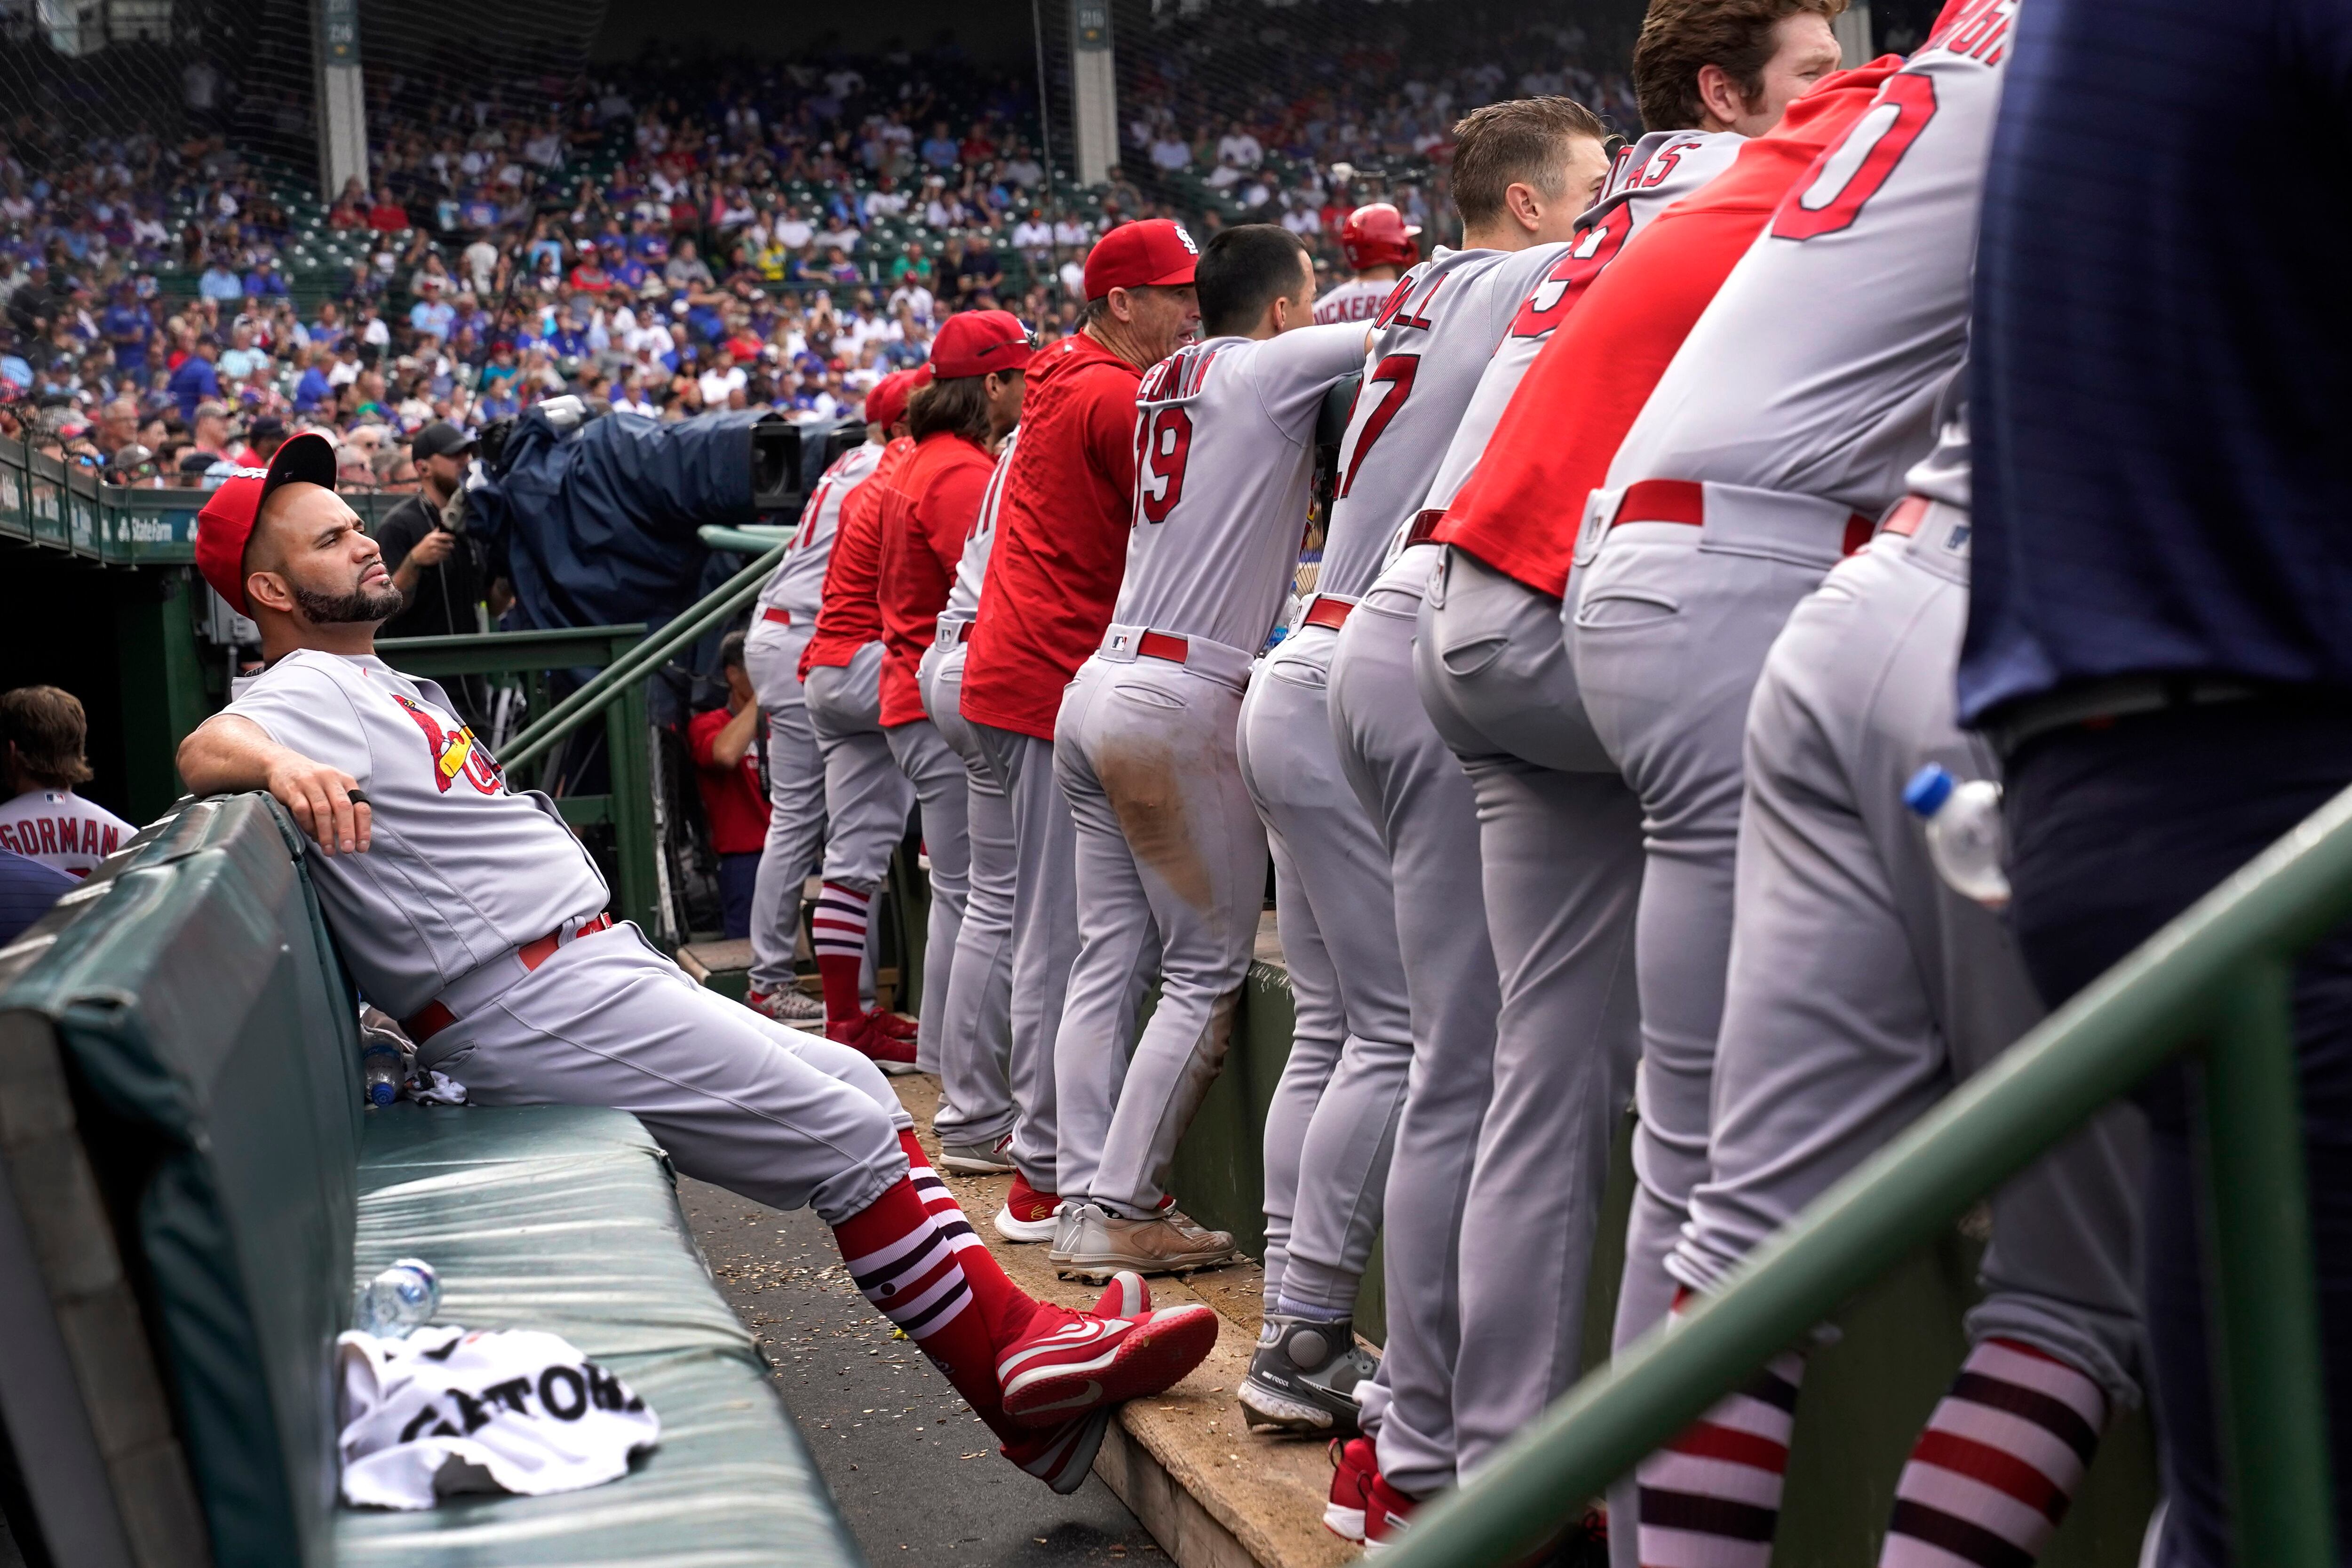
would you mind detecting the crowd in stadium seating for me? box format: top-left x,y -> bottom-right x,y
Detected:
0,19 -> 1630,490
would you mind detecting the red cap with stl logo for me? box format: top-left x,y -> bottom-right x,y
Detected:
1082,219 -> 1201,301
193,430 -> 340,615
930,310 -> 1035,380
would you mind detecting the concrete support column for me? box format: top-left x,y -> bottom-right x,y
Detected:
1833,3 -> 1876,64
1070,0 -> 1119,188
314,0 -> 367,200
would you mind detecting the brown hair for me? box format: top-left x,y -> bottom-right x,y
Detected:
1634,0 -> 1847,133
906,373 -> 995,444
1449,97 -> 1613,230
0,685 -> 93,788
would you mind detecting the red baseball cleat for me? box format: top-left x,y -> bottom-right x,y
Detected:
828,1012 -> 919,1074
1364,1469 -> 1418,1552
995,1297 -> 1219,1428
1326,1436 -> 1377,1542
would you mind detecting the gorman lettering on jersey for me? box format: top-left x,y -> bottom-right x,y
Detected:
0,816 -> 120,862
391,693 -> 506,795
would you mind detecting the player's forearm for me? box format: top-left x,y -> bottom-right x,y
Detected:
176,715 -> 289,797
710,703 -> 760,768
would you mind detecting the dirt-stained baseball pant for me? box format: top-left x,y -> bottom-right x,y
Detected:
885,715 -> 970,1077
1237,621 -> 1414,1320
417,922 -> 911,1222
1568,481 -> 1862,1357
969,721 -> 1081,1195
743,617 -> 827,998
1050,630 -> 1266,1217
1679,501 -> 2145,1400
1414,546 -> 1646,1482
804,640 -> 917,896
921,635 -> 1017,1149
1328,579 -> 1504,1499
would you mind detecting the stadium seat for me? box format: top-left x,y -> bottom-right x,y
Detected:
0,795 -> 860,1567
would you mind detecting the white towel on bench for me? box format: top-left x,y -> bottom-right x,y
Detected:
337,1324 -> 660,1509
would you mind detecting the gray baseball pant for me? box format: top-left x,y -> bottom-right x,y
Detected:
922,637 -> 1016,1148
1569,484 -> 1859,1358
885,716 -> 970,1076
1051,634 -> 1265,1217
1329,578 -> 1504,1500
1677,501 -> 2145,1406
1415,547 -> 1646,1483
970,720 -> 1081,1195
1238,622 -> 1414,1318
803,640 -> 916,895
743,618 -> 826,996
418,922 -> 911,1224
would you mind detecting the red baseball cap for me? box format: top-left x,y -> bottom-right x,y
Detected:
865,366 -> 929,430
1082,219 -> 1201,301
194,430 -> 341,615
930,310 -> 1035,380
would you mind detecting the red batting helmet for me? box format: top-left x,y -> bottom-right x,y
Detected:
1339,204 -> 1420,272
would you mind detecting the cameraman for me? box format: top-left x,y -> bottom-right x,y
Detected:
374,422 -> 491,639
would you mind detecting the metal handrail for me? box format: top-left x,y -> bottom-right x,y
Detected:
1382,782 -> 2350,1568
500,541 -> 784,770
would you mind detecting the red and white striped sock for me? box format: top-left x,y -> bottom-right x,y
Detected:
831,1174 -> 1037,1441
1878,1338 -> 2106,1568
1637,1334 -> 1806,1568
812,880 -> 873,1027
898,1130 -> 987,1258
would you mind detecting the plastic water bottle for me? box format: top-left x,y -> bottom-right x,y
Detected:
359,1039 -> 405,1108
355,1258 -> 441,1338
1903,764 -> 2010,909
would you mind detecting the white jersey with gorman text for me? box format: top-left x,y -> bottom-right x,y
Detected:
944,427 -> 1017,627
1320,242 -> 1573,599
1421,130 -> 1746,518
0,788 -> 134,877
1312,276 -> 1398,326
223,651 -> 608,1016
757,440 -> 884,624
1116,325 -> 1368,652
1607,0 -> 2017,517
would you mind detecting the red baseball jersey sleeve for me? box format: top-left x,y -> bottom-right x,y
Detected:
799,436 -> 913,678
878,430 -> 996,726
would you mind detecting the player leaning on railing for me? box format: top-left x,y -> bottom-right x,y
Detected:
170,436 -> 1219,1492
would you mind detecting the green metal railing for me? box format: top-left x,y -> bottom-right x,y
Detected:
1386,784 -> 2350,1568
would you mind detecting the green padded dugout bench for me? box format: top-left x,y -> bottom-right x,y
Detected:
0,794 -> 863,1568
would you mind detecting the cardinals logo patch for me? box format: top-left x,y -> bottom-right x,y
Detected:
391,693 -> 506,796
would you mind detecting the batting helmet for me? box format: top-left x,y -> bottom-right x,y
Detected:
1339,204 -> 1421,271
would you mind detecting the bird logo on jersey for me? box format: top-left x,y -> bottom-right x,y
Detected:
390,693 -> 506,795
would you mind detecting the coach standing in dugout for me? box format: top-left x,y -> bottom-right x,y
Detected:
1964,0 -> 2352,1560
957,219 -> 1202,1245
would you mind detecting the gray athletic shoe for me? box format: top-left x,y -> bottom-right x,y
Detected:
1237,1313 -> 1379,1435
938,1133 -> 1017,1174
1051,1202 -> 1240,1281
745,985 -> 826,1026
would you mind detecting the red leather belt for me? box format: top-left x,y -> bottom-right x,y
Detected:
1402,508 -> 1446,549
1301,596 -> 1353,631
1612,478 -> 1876,556
1879,496 -> 1931,538
761,606 -> 793,625
403,913 -> 615,1044
1137,629 -> 1190,664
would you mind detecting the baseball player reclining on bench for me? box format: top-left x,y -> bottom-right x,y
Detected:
170,433 -> 1217,1494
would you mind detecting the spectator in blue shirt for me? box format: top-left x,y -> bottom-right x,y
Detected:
920,121 -> 960,168
167,335 -> 222,423
197,260 -> 243,302
102,288 -> 149,374
1966,1 -> 2352,1560
243,255 -> 289,297
408,285 -> 456,341
293,352 -> 332,414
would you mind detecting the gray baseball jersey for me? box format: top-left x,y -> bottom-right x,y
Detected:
1117,325 -> 1367,651
1312,277 -> 1398,326
1319,242 -> 1573,599
943,428 -> 1017,627
222,651 -> 606,1017
1605,4 -> 2015,514
758,440 -> 884,622
1420,131 -> 1745,518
